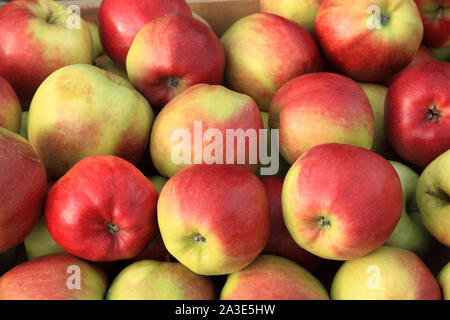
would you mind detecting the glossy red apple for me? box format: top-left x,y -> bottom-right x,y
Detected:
98,0 -> 192,68
386,61 -> 450,168
45,155 -> 159,262
414,0 -> 450,48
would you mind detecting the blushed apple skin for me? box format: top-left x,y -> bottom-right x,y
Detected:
28,64 -> 154,181
107,260 -> 215,300
0,76 -> 21,133
0,128 -> 47,253
150,84 -> 264,177
127,14 -> 226,110
221,13 -> 323,111
0,253 -> 108,300
0,0 -> 93,108
438,262 -> 450,300
416,150 -> 450,247
414,0 -> 450,48
98,0 -> 192,68
385,61 -> 450,168
261,176 -> 321,272
158,164 -> 270,276
221,255 -> 329,300
269,73 -> 374,164
282,144 -> 403,261
315,0 -> 423,82
45,155 -> 159,262
331,246 -> 441,300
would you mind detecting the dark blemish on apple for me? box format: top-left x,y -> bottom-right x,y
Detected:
427,105 -> 441,122
193,233 -> 206,243
107,222 -> 120,235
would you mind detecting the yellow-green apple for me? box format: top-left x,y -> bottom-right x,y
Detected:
282,143 -> 403,260
0,75 -> 21,133
94,55 -> 128,80
385,61 -> 450,168
0,253 -> 107,300
28,64 -> 154,180
98,0 -> 192,68
414,0 -> 450,48
331,246 -> 441,300
221,255 -> 329,300
158,164 -> 270,275
438,262 -> 450,299
259,0 -> 324,34
385,161 -> 432,256
45,155 -> 159,262
315,0 -> 423,82
221,13 -> 323,111
149,176 -> 168,194
150,84 -> 264,177
261,176 -> 321,272
19,111 -> 29,140
0,0 -> 93,108
269,73 -> 374,164
86,21 -> 104,59
0,128 -> 47,253
106,260 -> 215,300
432,46 -> 450,61
0,247 -> 18,275
416,150 -> 450,247
24,216 -> 66,260
127,14 -> 225,111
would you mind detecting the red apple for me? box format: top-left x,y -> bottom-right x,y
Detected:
261,176 -> 321,272
98,0 -> 192,68
386,61 -> 450,168
45,155 -> 158,262
315,0 -> 424,82
0,75 -> 21,133
414,0 -> 450,48
127,14 -> 226,110
0,128 -> 47,253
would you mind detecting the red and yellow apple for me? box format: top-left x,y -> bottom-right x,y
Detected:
0,75 -> 21,133
414,0 -> 450,48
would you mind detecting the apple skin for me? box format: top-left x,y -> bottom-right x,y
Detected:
149,176 -> 168,195
384,161 -> 432,257
269,73 -> 374,164
0,0 -> 93,108
106,260 -> 215,300
259,0 -> 324,34
94,55 -> 128,80
385,61 -> 450,168
192,11 -> 212,28
0,75 -> 21,133
0,253 -> 107,300
132,232 -> 172,263
221,255 -> 329,300
45,155 -> 159,262
150,84 -> 264,177
261,176 -> 321,272
432,46 -> 450,61
315,0 -> 423,82
127,14 -> 226,111
331,246 -> 441,300
282,143 -> 403,261
0,128 -> 47,253
86,21 -> 104,59
414,0 -> 450,48
19,111 -> 29,140
221,13 -> 323,112
416,150 -> 450,247
158,164 -> 270,276
98,0 -> 192,68
28,64 -> 154,181
438,262 -> 450,300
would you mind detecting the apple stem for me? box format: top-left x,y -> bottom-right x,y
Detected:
193,233 -> 206,243
46,10 -> 54,24
425,189 -> 450,203
437,6 -> 444,20
427,105 -> 441,122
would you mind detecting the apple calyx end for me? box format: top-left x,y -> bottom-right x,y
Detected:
107,222 -> 120,235
318,216 -> 332,229
380,13 -> 390,26
427,105 -> 441,122
167,77 -> 180,89
193,233 -> 206,244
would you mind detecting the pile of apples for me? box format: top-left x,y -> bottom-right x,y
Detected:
0,0 -> 449,301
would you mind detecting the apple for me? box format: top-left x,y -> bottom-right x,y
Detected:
106,260 -> 215,300
94,55 -> 129,80
331,246 -> 441,300
261,176 -> 321,272
315,0 -> 423,82
24,216 -> 66,260
19,111 -> 29,140
150,84 -> 264,177
86,21 -> 104,59
0,0 -> 93,108
432,46 -> 450,61
45,155 -> 159,262
269,73 -> 374,164
158,164 -> 270,275
0,246 -> 18,275
98,0 -> 192,68
259,0 -> 324,34
149,176 -> 168,194
384,161 -> 432,257
221,255 -> 329,300
28,64 -> 154,181
416,150 -> 450,247
221,13 -> 323,111
0,253 -> 107,300
283,143 -> 403,261
438,262 -> 450,300
192,11 -> 212,28
0,128 -> 47,253
385,61 -> 450,168
132,233 -> 172,263
127,14 -> 225,111
0,75 -> 21,133
414,0 -> 450,48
